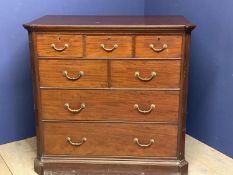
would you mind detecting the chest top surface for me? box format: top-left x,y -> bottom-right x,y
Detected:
23,15 -> 195,31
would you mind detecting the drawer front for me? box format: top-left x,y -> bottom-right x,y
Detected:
86,36 -> 132,58
36,34 -> 83,57
39,60 -> 107,87
135,36 -> 182,58
111,60 -> 181,88
41,90 -> 179,122
44,123 -> 178,157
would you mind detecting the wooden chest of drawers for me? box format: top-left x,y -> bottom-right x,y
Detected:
24,16 -> 195,175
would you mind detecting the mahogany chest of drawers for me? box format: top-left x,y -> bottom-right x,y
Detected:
24,16 -> 195,175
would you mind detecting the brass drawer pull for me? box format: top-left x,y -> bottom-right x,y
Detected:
149,43 -> 168,52
134,104 -> 155,114
67,137 -> 87,147
63,71 -> 84,81
135,72 -> 156,82
64,103 -> 85,113
133,138 -> 155,148
100,44 -> 118,52
51,43 -> 69,52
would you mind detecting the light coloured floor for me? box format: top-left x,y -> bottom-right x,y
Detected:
0,135 -> 232,175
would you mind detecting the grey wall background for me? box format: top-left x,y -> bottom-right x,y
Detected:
145,0 -> 233,158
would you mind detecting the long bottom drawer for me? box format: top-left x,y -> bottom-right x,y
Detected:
43,122 -> 178,158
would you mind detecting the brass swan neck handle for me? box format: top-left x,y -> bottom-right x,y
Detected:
63,71 -> 84,81
100,43 -> 118,52
51,43 -> 69,52
64,103 -> 86,113
133,138 -> 155,148
149,43 -> 168,53
67,137 -> 87,147
135,72 -> 157,82
134,104 -> 155,114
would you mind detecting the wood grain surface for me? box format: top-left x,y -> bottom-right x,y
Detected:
36,34 -> 83,57
86,36 -> 132,58
39,60 -> 108,87
111,60 -> 181,88
24,16 -> 195,28
135,35 -> 182,58
43,122 -> 178,157
40,89 -> 180,122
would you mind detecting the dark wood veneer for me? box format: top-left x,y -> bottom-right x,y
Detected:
111,60 -> 181,88
24,16 -> 195,175
136,35 -> 182,58
43,122 -> 178,157
36,34 -> 83,57
39,60 -> 108,87
40,89 -> 180,122
86,35 -> 133,58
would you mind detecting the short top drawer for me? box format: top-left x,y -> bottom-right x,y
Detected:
36,34 -> 83,57
86,36 -> 132,58
135,35 -> 182,58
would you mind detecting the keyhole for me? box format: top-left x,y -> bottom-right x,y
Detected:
58,37 -> 61,41
157,37 -> 160,41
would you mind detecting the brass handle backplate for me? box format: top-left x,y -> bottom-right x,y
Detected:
134,104 -> 155,114
51,43 -> 69,52
100,44 -> 118,52
135,72 -> 156,82
133,138 -> 155,148
67,137 -> 87,147
63,71 -> 84,81
149,44 -> 168,52
64,103 -> 85,113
